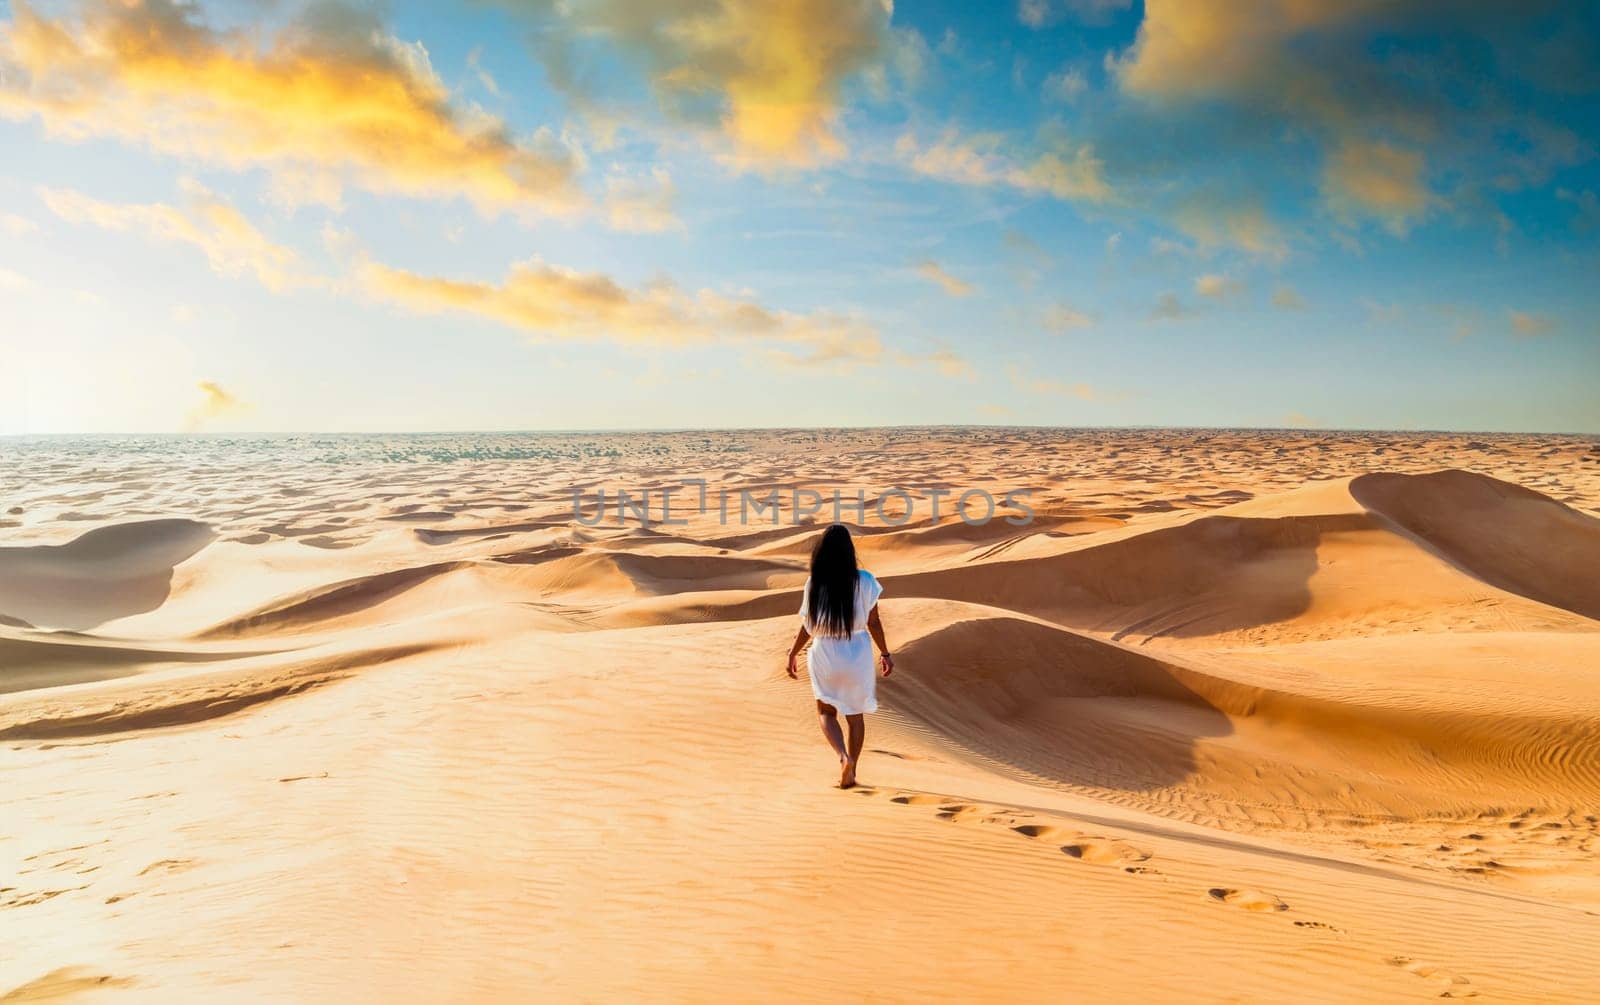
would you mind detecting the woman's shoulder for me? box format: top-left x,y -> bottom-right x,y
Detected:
857,569 -> 879,586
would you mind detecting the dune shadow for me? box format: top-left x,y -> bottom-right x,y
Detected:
0,519 -> 215,631
1351,470 -> 1600,621
884,514 -> 1366,642
883,616 -> 1234,794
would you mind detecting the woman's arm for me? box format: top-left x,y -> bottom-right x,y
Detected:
785,625 -> 811,679
866,604 -> 894,676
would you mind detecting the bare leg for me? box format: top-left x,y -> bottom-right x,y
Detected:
815,701 -> 849,780
846,714 -> 865,783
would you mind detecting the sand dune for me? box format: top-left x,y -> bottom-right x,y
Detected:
4,429 -> 1600,1002
1352,470 -> 1600,620
0,518 -> 214,631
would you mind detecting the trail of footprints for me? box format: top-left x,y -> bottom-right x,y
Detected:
856,786 -> 1478,998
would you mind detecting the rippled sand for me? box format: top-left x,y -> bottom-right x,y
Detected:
4,427 -> 1600,1002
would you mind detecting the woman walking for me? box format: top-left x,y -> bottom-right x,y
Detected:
786,524 -> 895,788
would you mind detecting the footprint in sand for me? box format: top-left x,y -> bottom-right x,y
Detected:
1386,956 -> 1477,998
1208,887 -> 1289,912
1293,920 -> 1345,934
1061,840 -> 1152,866
888,793 -> 951,807
875,789 -> 1162,874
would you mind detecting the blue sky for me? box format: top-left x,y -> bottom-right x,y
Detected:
0,0 -> 1596,433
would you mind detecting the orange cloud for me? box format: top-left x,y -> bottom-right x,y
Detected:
1115,0 -> 1376,104
914,259 -> 974,297
0,0 -> 583,216
603,167 -> 680,234
1006,365 -> 1121,402
896,130 -> 1113,204
1271,285 -> 1307,310
1509,311 -> 1555,339
1172,199 -> 1288,259
184,379 -> 249,431
514,0 -> 889,167
1194,273 -> 1243,300
1322,140 -> 1434,234
359,256 -> 886,370
40,182 -> 310,292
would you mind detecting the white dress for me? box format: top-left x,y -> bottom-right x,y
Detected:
800,570 -> 884,715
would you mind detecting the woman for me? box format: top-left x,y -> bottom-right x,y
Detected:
786,524 -> 895,789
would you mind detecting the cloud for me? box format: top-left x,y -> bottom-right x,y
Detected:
1005,364 -> 1114,401
914,259 -> 974,297
39,182 -> 311,292
465,46 -> 502,98
604,167 -> 680,233
0,0 -> 584,216
1172,198 -> 1287,259
1193,273 -> 1243,300
1558,188 -> 1600,233
897,347 -> 975,378
1107,2 -> 1592,246
359,256 -> 886,369
897,130 -> 1113,204
499,0 -> 889,168
1150,292 -> 1194,321
0,266 -> 32,289
1509,311 -> 1556,339
1044,303 -> 1092,331
1019,0 -> 1132,29
1042,66 -> 1087,103
184,379 -> 249,431
1271,284 -> 1307,310
1322,140 -> 1434,234
1003,228 -> 1052,266
0,212 -> 38,237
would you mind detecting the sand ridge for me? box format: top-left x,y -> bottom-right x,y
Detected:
3,427 -> 1599,1001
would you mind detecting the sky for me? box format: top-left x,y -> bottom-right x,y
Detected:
0,0 -> 1597,434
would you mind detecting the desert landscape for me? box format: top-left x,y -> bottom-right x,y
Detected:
3,427 -> 1599,1002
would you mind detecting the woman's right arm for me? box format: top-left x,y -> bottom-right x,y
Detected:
866,604 -> 893,676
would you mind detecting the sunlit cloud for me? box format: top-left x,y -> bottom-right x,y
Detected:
1194,273 -> 1243,300
1150,292 -> 1195,321
1322,140 -> 1435,234
1172,199 -> 1288,260
914,259 -> 974,297
896,347 -> 974,378
500,0 -> 890,168
1509,310 -> 1556,339
1005,364 -> 1116,401
0,0 -> 584,216
1271,285 -> 1307,310
603,167 -> 680,233
359,255 -> 886,370
1042,65 -> 1086,103
183,379 -> 249,431
39,182 -> 312,292
0,212 -> 39,237
0,265 -> 32,289
896,130 -> 1112,204
1106,1 -> 1590,247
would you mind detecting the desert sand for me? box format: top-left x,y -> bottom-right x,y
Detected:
3,427 -> 1600,1002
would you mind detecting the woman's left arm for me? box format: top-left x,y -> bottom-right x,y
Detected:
786,625 -> 811,679
866,604 -> 894,676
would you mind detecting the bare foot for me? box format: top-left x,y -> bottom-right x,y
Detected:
840,758 -> 857,789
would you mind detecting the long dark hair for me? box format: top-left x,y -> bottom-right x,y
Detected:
807,524 -> 859,638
